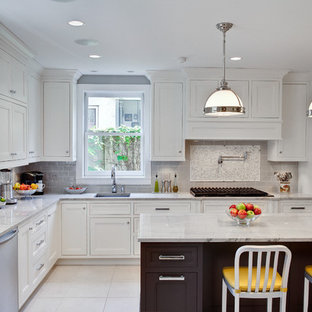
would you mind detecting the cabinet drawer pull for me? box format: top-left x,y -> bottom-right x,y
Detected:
9,89 -> 16,94
48,214 -> 51,217
159,255 -> 185,261
36,263 -> 44,271
36,239 -> 44,247
10,152 -> 17,156
155,208 -> 170,211
291,207 -> 306,210
35,219 -> 45,226
29,151 -> 35,154
159,275 -> 185,281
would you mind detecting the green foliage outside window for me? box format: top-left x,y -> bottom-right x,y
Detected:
88,126 -> 141,172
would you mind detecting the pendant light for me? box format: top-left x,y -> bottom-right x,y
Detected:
307,102 -> 312,117
204,22 -> 245,116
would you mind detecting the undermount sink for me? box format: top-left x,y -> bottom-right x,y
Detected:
95,193 -> 131,198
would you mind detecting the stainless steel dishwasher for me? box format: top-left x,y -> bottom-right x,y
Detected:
0,228 -> 18,312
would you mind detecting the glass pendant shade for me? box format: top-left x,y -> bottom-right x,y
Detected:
204,88 -> 245,116
307,102 -> 312,117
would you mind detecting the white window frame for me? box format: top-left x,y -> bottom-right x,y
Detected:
76,84 -> 151,185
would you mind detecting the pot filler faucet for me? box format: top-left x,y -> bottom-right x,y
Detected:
111,164 -> 117,193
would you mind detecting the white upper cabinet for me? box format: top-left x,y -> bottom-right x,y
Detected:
42,69 -> 79,161
152,82 -> 184,161
251,81 -> 280,118
0,98 -> 27,163
0,48 -> 27,104
12,104 -> 27,160
0,99 -> 11,161
27,74 -> 42,160
268,82 -> 308,161
43,82 -> 70,158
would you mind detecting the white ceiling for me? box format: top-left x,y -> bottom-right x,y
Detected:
1,0 -> 312,75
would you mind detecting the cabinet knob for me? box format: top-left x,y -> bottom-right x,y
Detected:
178,151 -> 182,153
65,150 -> 69,154
82,207 -> 86,210
29,227 -> 33,231
279,151 -> 283,154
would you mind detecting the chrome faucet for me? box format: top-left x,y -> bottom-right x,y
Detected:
111,164 -> 117,193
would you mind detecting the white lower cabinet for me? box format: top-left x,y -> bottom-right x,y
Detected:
90,217 -> 131,256
61,203 -> 87,256
47,204 -> 59,269
18,221 -> 32,308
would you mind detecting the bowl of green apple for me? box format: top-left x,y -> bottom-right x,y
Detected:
226,202 -> 262,225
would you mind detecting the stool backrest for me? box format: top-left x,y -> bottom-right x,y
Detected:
234,245 -> 292,293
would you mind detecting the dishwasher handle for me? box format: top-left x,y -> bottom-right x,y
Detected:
0,229 -> 18,245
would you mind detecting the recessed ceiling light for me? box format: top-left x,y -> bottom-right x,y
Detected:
68,20 -> 84,27
89,54 -> 101,59
230,56 -> 242,61
75,39 -> 99,46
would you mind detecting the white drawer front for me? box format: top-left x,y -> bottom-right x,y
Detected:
31,230 -> 47,261
134,201 -> 191,215
89,203 -> 131,215
30,213 -> 47,235
279,201 -> 312,213
203,200 -> 268,214
31,253 -> 47,288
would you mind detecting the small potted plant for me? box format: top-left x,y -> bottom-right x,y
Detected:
274,171 -> 292,193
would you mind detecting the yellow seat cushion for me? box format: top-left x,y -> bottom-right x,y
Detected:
305,265 -> 312,277
223,266 -> 283,292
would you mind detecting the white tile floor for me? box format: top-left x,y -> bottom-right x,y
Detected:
21,265 -> 140,312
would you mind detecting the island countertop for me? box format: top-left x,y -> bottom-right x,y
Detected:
138,213 -> 312,243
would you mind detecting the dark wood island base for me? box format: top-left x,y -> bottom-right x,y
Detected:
140,242 -> 312,312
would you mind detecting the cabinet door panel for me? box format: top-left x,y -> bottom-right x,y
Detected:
44,82 -> 70,157
252,81 -> 280,118
18,222 -> 32,308
0,99 -> 11,161
152,82 -> 184,160
144,272 -> 198,312
12,104 -> 26,160
10,58 -> 27,103
61,203 -> 87,256
47,205 -> 58,268
90,217 -> 131,256
28,75 -> 42,158
280,84 -> 307,159
0,49 -> 10,98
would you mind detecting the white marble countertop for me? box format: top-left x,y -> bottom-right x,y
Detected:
1,191 -> 312,238
138,213 -> 312,243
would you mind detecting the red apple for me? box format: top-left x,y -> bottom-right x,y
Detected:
229,204 -> 236,210
238,210 -> 247,219
245,203 -> 254,211
254,207 -> 262,215
229,208 -> 238,217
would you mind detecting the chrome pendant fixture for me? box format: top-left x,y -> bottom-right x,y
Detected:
204,22 -> 245,116
307,102 -> 312,117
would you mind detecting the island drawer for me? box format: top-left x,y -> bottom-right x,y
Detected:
142,244 -> 199,269
279,201 -> 312,213
89,202 -> 131,215
134,201 -> 191,215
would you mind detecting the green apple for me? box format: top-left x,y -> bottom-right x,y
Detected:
247,210 -> 255,219
236,203 -> 246,210
0,197 -> 5,202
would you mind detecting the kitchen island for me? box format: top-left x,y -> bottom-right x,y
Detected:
138,213 -> 312,312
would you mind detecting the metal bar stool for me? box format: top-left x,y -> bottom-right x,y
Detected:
222,245 -> 292,312
303,265 -> 312,312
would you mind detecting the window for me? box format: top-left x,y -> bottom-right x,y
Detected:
77,84 -> 151,184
